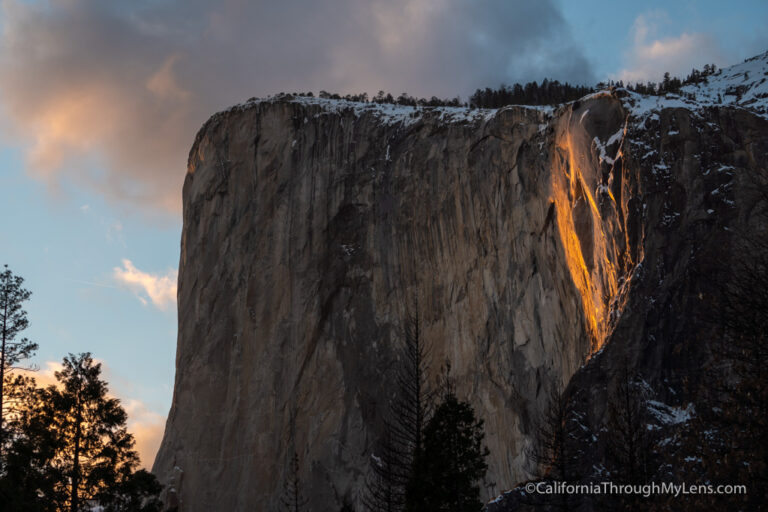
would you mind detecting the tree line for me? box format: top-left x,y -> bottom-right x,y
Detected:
0,265 -> 161,511
277,90 -> 464,107
601,63 -> 720,97
468,80 -> 595,108
277,62 -> 725,113
284,80 -> 593,109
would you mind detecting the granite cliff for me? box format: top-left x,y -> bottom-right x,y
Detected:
154,53 -> 768,510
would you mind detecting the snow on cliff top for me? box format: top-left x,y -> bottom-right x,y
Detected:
222,93 -> 554,127
620,50 -> 768,121
217,51 -> 767,129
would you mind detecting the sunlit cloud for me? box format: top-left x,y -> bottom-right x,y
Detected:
33,361 -> 65,389
113,259 -> 177,310
0,0 -> 592,216
615,11 -> 727,85
123,399 -> 166,469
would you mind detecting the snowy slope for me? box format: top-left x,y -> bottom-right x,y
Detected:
620,50 -> 768,120
221,93 -> 507,127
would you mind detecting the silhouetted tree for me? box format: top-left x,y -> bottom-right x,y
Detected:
0,265 -> 38,459
469,80 -> 594,108
527,384 -> 581,511
661,72 -> 672,94
601,363 -> 656,512
0,375 -> 57,511
281,451 -> 308,512
100,469 -> 163,512
604,364 -> 652,485
51,353 -> 148,511
364,307 -> 432,512
407,368 -> 488,512
0,354 -> 161,511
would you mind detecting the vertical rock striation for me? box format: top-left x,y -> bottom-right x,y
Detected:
154,53 -> 768,511
153,93 -> 639,510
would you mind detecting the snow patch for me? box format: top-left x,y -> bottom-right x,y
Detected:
621,50 -> 768,125
647,401 -> 695,425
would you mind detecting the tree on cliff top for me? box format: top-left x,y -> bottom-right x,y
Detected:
0,265 -> 39,460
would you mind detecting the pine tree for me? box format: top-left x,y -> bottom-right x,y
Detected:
408,376 -> 488,512
99,469 -> 163,512
661,72 -> 672,94
48,353 -> 147,511
601,364 -> 655,512
0,265 -> 39,460
527,384 -> 581,511
364,427 -> 405,512
0,375 -> 57,511
281,451 -> 308,512
364,307 -> 432,512
0,357 -> 161,511
604,363 -> 652,486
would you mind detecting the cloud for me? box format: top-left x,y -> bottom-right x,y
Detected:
123,399 -> 166,469
113,259 -> 177,310
615,11 -> 728,84
32,361 -> 65,389
0,0 -> 592,215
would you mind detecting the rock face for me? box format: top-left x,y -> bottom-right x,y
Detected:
484,69 -> 768,511
153,54 -> 768,511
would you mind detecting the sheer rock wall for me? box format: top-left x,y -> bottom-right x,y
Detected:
153,94 -> 662,510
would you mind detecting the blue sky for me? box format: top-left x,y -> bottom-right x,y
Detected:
0,144 -> 178,410
0,142 -> 178,465
1,0 -> 766,468
561,0 -> 768,81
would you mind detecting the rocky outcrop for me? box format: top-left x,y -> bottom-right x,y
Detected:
485,101 -> 768,511
153,53 -> 768,512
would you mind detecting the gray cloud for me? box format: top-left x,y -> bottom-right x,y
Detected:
0,0 -> 594,214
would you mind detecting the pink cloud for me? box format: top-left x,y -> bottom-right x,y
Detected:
0,0 -> 592,216
615,11 -> 728,85
123,399 -> 167,469
113,259 -> 177,310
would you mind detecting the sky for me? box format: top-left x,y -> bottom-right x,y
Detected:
1,0 -> 766,469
